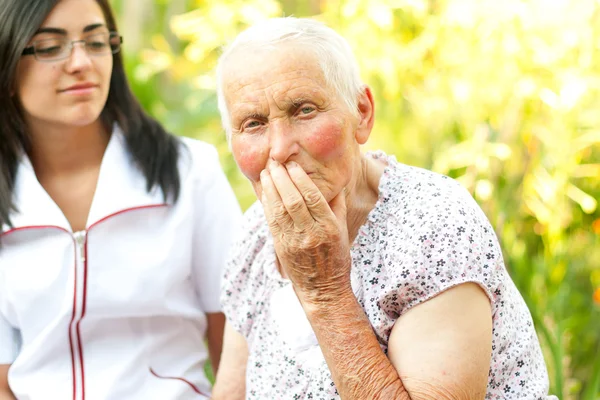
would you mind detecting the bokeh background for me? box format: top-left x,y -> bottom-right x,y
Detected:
109,0 -> 600,398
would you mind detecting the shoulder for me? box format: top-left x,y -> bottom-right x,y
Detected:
180,136 -> 218,155
171,137 -> 241,224
176,137 -> 230,195
376,157 -> 490,236
358,155 -> 504,313
381,160 -> 502,268
368,151 -> 471,208
179,137 -> 221,173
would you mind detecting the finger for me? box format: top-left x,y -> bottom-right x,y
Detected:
285,161 -> 333,221
268,161 -> 314,226
328,187 -> 348,226
260,169 -> 291,235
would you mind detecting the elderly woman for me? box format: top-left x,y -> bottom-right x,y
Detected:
212,17 -> 555,400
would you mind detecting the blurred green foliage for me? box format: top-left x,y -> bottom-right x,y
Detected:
110,0 -> 600,398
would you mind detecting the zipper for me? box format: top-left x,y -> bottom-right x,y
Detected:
4,204 -> 167,400
74,231 -> 86,264
71,230 -> 87,400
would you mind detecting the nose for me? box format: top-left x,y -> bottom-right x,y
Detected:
268,119 -> 300,164
65,42 -> 93,72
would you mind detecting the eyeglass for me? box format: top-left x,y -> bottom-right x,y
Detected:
21,32 -> 123,62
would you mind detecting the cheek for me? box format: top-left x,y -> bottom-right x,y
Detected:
304,120 -> 347,160
98,59 -> 113,97
17,64 -> 58,108
231,136 -> 269,182
102,59 -> 114,84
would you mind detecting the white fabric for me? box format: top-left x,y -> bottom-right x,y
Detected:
0,312 -> 19,365
0,126 -> 241,400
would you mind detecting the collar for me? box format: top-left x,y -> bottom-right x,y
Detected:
4,124 -> 165,233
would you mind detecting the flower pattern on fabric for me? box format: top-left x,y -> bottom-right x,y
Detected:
222,151 -> 555,400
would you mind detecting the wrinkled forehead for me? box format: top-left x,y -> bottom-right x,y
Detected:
221,45 -> 329,98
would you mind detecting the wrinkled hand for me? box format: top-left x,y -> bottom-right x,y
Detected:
260,160 -> 352,305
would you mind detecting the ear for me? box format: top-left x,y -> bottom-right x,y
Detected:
354,85 -> 375,145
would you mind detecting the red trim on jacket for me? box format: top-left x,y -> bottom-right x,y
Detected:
2,204 -> 168,400
149,367 -> 210,398
1,226 -> 69,236
75,235 -> 87,400
74,204 -> 168,400
69,237 -> 80,400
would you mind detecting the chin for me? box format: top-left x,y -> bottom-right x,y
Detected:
70,118 -> 102,127
65,110 -> 104,127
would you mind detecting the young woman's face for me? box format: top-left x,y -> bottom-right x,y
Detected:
15,0 -> 114,131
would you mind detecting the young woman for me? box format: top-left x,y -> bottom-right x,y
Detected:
0,0 -> 241,399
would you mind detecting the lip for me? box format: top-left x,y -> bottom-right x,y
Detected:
60,83 -> 98,95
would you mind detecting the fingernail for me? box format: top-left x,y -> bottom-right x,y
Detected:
286,161 -> 297,169
260,169 -> 268,179
269,160 -> 280,170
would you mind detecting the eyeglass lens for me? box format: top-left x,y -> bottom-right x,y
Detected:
32,32 -> 121,61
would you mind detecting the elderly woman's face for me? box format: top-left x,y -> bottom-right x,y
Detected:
223,47 -> 368,202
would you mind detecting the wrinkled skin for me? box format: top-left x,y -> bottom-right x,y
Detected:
260,160 -> 352,303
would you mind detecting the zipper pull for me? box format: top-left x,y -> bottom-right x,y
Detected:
74,231 -> 86,263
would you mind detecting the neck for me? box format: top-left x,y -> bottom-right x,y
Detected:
344,155 -> 385,243
27,119 -> 111,180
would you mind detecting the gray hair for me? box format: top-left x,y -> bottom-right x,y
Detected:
216,17 -> 364,138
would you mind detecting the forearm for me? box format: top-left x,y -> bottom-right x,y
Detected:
205,312 -> 226,375
0,390 -> 16,400
0,364 -> 14,400
212,379 -> 245,400
302,289 -> 409,400
211,322 -> 247,400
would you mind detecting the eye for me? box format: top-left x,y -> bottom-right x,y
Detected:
88,41 -> 108,50
86,34 -> 110,52
242,120 -> 263,131
35,39 -> 66,58
295,104 -> 316,117
37,46 -> 63,56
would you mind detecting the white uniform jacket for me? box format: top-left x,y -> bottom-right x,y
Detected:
0,126 -> 242,400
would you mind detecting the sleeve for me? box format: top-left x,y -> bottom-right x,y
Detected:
379,178 -> 504,322
189,143 -> 243,313
0,311 -> 20,364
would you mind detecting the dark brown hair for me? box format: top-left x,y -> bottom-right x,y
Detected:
0,0 -> 181,229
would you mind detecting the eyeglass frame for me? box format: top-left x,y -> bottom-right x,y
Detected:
21,31 -> 123,62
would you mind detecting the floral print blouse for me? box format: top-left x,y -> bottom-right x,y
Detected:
221,151 -> 556,400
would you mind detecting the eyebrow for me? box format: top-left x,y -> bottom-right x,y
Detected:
288,94 -> 327,110
290,98 -> 305,106
34,23 -> 107,36
232,111 -> 266,125
291,97 -> 314,107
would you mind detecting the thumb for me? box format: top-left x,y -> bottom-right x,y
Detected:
328,188 -> 348,225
